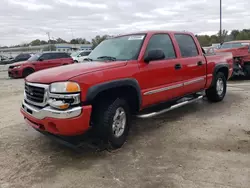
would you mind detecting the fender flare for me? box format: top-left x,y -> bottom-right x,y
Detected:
211,63 -> 229,85
85,78 -> 142,108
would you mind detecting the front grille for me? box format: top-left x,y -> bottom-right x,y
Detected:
9,66 -> 14,69
25,83 -> 45,103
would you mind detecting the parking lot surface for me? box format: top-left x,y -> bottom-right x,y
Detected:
0,70 -> 250,188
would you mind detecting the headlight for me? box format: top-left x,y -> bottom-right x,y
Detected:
50,82 -> 80,93
48,82 -> 81,110
13,66 -> 21,69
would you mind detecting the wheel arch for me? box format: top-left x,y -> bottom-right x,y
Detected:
22,67 -> 35,76
211,63 -> 229,86
85,78 -> 142,113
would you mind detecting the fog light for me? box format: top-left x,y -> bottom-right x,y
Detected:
48,99 -> 69,110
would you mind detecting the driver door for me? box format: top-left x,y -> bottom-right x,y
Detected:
138,33 -> 184,107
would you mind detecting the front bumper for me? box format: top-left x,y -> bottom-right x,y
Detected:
21,100 -> 92,136
21,100 -> 82,119
8,68 -> 22,78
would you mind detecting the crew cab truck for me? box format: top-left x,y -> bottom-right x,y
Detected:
20,31 -> 233,149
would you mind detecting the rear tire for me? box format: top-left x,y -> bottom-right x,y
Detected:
74,60 -> 78,63
244,64 -> 250,78
22,68 -> 34,78
205,72 -> 227,102
92,98 -> 131,149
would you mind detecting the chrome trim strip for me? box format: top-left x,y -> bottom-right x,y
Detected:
143,77 -> 205,96
183,77 -> 204,86
21,100 -> 82,120
144,83 -> 183,96
25,82 -> 49,88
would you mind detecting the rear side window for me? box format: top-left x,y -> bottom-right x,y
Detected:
175,34 -> 199,57
54,53 -> 71,58
40,53 -> 52,60
23,54 -> 31,59
145,34 -> 176,59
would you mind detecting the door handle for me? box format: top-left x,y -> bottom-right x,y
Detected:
197,61 -> 203,66
175,63 -> 182,70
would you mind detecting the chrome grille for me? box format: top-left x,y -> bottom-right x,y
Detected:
24,82 -> 49,107
25,83 -> 45,103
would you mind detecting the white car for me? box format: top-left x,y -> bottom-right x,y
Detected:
70,51 -> 92,63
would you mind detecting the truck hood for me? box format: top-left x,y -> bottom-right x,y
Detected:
26,61 -> 127,84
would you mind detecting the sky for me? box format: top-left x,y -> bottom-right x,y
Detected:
0,0 -> 250,46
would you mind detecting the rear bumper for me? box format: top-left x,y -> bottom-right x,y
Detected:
20,100 -> 92,136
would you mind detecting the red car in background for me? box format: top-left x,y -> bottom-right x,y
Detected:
216,40 -> 250,78
8,52 -> 74,78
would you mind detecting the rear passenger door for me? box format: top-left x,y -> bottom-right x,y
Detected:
174,34 -> 206,95
59,53 -> 73,65
51,53 -> 64,67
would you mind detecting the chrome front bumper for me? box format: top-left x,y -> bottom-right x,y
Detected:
21,100 -> 82,120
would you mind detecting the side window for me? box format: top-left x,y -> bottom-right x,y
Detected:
55,53 -> 70,58
175,34 -> 199,57
145,34 -> 176,59
80,52 -> 91,56
40,53 -> 52,60
23,54 -> 31,59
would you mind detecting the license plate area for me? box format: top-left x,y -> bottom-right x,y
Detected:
22,104 -> 33,115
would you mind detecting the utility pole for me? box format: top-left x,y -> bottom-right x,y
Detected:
71,28 -> 76,51
219,0 -> 222,44
46,32 -> 51,51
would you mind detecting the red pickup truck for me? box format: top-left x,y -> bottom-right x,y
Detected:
8,52 -> 74,78
20,31 -> 233,149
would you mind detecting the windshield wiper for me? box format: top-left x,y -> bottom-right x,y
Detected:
83,58 -> 93,61
97,56 -> 116,61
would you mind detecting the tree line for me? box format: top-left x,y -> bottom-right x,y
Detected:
1,29 -> 250,49
196,29 -> 250,47
0,35 -> 111,49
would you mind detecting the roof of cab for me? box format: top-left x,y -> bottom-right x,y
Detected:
115,30 -> 195,37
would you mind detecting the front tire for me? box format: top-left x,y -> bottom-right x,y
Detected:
22,68 -> 34,78
93,98 -> 131,149
206,72 -> 227,102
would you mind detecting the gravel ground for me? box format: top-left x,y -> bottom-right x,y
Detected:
0,71 -> 250,188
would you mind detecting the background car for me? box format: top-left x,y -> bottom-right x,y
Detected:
8,52 -> 74,78
10,53 -> 34,63
0,55 -> 14,65
70,50 -> 92,63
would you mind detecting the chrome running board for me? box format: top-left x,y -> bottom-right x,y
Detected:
136,95 -> 203,119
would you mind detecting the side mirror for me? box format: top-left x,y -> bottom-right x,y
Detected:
38,58 -> 44,61
144,49 -> 165,63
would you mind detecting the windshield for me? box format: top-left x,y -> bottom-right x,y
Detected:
70,51 -> 81,57
27,53 -> 41,61
220,42 -> 245,49
80,51 -> 91,56
88,34 -> 145,61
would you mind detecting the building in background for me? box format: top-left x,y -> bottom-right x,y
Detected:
0,43 -> 92,57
